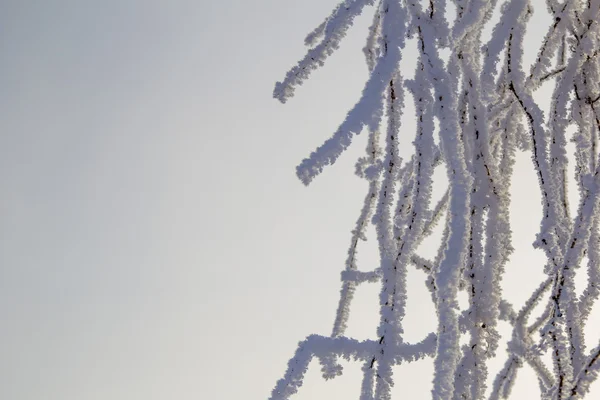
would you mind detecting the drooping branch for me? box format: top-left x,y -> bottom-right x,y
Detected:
269,0 -> 600,399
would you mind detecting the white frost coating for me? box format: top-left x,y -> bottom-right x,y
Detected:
269,0 -> 600,398
332,127 -> 383,338
295,0 -> 407,185
373,49 -> 437,400
481,0 -> 528,95
364,7 -> 383,72
274,0 -> 375,103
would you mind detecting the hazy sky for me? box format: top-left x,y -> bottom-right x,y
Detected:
1,1 -> 599,399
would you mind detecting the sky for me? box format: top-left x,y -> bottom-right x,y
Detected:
0,1 -> 599,399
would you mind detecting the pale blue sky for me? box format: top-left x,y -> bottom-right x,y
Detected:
1,1 -> 599,399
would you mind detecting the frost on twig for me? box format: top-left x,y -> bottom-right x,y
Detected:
268,0 -> 600,398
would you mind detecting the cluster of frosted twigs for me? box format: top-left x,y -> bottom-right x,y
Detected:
269,0 -> 600,399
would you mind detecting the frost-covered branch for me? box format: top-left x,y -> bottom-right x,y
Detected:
269,0 -> 600,398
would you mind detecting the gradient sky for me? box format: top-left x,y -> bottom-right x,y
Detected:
1,1 -> 599,399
